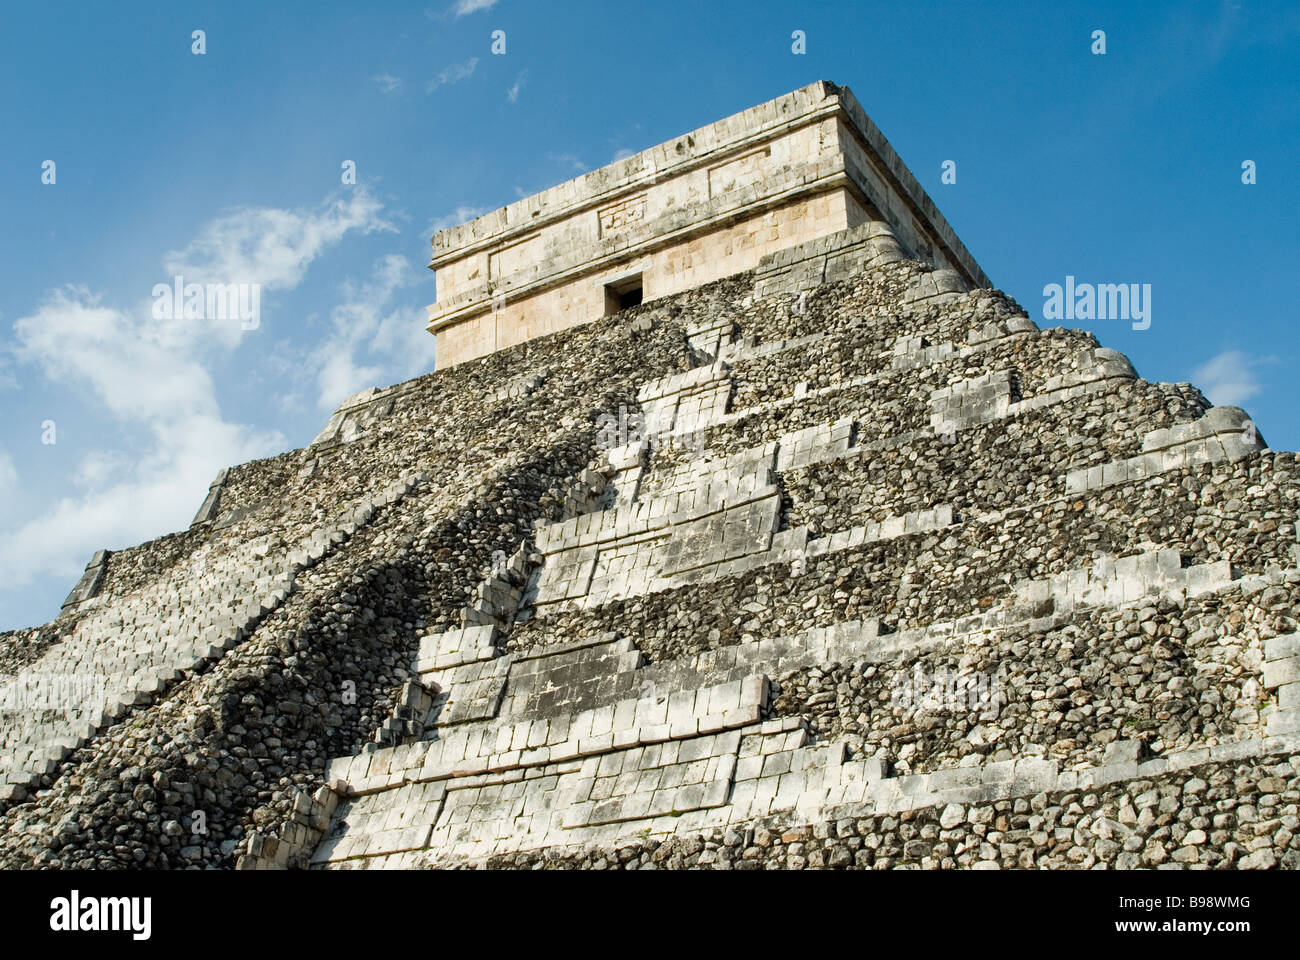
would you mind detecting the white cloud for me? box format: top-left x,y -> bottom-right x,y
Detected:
548,152 -> 587,173
425,204 -> 489,239
3,289 -> 285,593
164,188 -> 394,294
451,0 -> 497,17
0,450 -> 16,512
1192,349 -> 1269,407
426,57 -> 479,94
0,189 -> 392,604
0,417 -> 279,592
0,337 -> 16,390
507,70 -> 528,103
373,73 -> 404,94
157,189 -> 394,350
312,254 -> 437,411
0,449 -> 20,531
72,449 -> 132,490
15,288 -> 220,425
612,148 -> 636,162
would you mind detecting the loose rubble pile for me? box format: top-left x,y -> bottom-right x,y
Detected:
1,219 -> 1296,870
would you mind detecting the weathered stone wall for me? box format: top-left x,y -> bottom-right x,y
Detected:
1,215 -> 1294,872
0,303 -> 701,865
434,188 -> 859,371
485,759 -> 1297,870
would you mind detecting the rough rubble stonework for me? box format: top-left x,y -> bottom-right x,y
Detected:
2,90 -> 1298,872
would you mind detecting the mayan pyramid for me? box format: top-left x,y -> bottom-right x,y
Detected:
2,81 -> 1296,871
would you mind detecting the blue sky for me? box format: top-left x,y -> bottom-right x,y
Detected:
0,0 -> 1297,630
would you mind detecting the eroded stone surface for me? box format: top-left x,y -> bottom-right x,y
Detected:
1,101 -> 1295,871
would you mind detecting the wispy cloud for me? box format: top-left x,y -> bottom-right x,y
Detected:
548,152 -> 587,173
1192,349 -> 1272,407
507,70 -> 528,103
5,287 -> 286,595
161,189 -> 394,349
311,255 -> 437,410
506,154 -> 587,201
0,189 -> 394,603
164,189 -> 395,296
451,0 -> 497,17
0,350 -> 16,391
426,205 -> 489,239
373,73 -> 403,95
426,57 -> 479,93
0,451 -> 15,493
0,450 -> 17,526
1111,3 -> 1300,110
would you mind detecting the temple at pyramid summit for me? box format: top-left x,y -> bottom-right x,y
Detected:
2,83 -> 1298,871
426,82 -> 988,369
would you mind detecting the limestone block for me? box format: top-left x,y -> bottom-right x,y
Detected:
1010,758 -> 1058,795
901,268 -> 967,308
190,469 -> 229,526
415,624 -> 500,675
1103,739 -> 1144,765
1264,633 -> 1300,662
1276,683 -> 1300,710
60,550 -> 111,609
1264,656 -> 1300,690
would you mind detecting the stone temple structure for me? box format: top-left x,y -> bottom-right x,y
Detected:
1,82 -> 1298,870
425,83 -> 989,370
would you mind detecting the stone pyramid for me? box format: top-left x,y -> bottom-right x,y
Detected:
1,83 -> 1296,871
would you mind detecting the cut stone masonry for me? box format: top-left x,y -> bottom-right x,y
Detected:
8,85 -> 1296,874
59,550 -> 110,612
312,383 -> 415,449
1,470 -> 428,802
1065,405 -> 1265,495
191,469 -> 228,526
